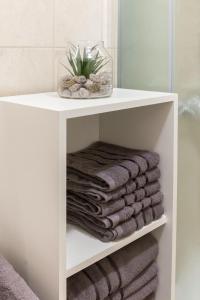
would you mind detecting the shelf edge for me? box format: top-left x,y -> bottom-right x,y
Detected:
66,215 -> 167,278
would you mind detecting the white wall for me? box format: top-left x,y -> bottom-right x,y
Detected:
0,0 -> 118,96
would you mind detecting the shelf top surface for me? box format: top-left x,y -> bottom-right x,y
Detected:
66,215 -> 167,278
0,89 -> 177,118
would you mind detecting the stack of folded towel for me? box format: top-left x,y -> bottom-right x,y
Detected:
68,234 -> 158,300
67,142 -> 164,242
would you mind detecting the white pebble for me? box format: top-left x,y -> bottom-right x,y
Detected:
79,88 -> 90,98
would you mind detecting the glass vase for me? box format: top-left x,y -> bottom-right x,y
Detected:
57,41 -> 113,99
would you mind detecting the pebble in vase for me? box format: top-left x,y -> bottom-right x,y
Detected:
57,41 -> 113,99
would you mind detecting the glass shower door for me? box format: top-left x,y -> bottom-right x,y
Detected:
118,0 -> 172,92
119,1 -> 200,299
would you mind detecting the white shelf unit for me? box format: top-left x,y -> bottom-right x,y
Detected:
0,88 -> 178,300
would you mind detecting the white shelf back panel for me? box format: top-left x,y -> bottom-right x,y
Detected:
67,115 -> 100,153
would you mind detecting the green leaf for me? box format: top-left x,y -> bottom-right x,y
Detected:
65,45 -> 109,78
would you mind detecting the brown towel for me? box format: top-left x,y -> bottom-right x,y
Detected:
144,182 -> 160,197
84,264 -> 109,300
89,142 -> 159,172
125,276 -> 158,300
67,179 -> 137,203
0,255 -> 39,300
132,202 -> 143,216
135,212 -> 145,230
68,235 -> 158,300
71,151 -> 140,179
68,213 -> 137,242
151,192 -> 163,206
142,198 -> 151,209
67,192 -> 126,217
67,142 -> 163,243
145,168 -> 161,183
68,155 -> 131,191
85,144 -> 148,174
123,193 -> 136,205
67,142 -> 160,192
107,262 -> 158,300
136,175 -> 147,188
67,271 -> 96,300
68,206 -> 135,229
67,189 -> 160,219
143,208 -> 154,225
152,203 -> 164,220
135,189 -> 146,202
109,235 -> 158,288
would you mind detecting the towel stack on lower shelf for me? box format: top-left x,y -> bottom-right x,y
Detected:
67,142 -> 164,242
68,234 -> 158,300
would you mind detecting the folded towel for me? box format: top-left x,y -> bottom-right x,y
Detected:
152,203 -> 164,220
68,178 -> 160,205
67,271 -> 96,300
70,151 -> 141,179
67,192 -> 126,217
151,192 -> 163,206
83,259 -> 158,300
143,207 -> 154,225
0,255 -> 39,300
68,235 -> 158,300
67,188 -> 163,241
97,258 -> 121,295
142,198 -> 151,209
135,212 -> 145,230
123,193 -> 136,205
144,182 -> 160,197
68,206 -> 135,229
145,168 -> 161,183
68,213 -> 137,242
68,267 -> 158,300
67,142 -> 163,243
108,235 -> 158,288
89,142 -> 160,171
67,142 -> 160,192
77,152 -> 160,187
67,179 -> 137,203
84,263 -> 109,300
83,146 -> 148,174
106,261 -> 158,300
67,188 -> 160,217
136,175 -> 147,188
125,276 -> 158,300
68,155 -> 138,191
134,189 -> 146,202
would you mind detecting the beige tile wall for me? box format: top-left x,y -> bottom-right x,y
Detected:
0,0 -> 118,96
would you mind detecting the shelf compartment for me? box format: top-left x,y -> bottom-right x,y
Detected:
66,100 -> 177,300
66,215 -> 167,278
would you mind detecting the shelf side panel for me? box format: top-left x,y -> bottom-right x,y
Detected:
0,103 -> 66,300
